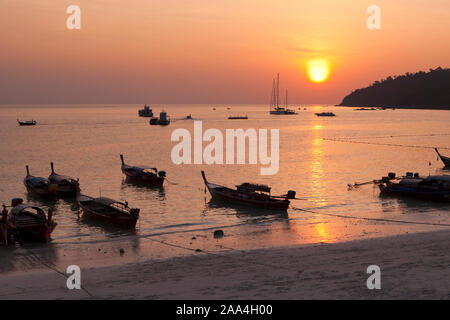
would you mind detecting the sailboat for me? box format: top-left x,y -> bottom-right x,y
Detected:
269,73 -> 297,115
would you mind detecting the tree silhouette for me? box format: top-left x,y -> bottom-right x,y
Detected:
338,67 -> 450,109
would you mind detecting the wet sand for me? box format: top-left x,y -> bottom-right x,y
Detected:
1,229 -> 449,299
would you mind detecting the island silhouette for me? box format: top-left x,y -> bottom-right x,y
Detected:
338,67 -> 450,109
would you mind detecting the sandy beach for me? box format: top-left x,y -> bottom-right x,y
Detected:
1,229 -> 449,300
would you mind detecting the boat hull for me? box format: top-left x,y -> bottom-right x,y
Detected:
379,184 -> 450,201
208,188 -> 290,210
23,175 -> 57,199
8,205 -> 56,242
121,168 -> 165,186
18,121 -> 37,126
149,118 -> 170,125
14,224 -> 54,242
48,178 -> 80,197
269,111 -> 296,115
80,207 -> 138,227
77,195 -> 139,227
53,185 -> 79,197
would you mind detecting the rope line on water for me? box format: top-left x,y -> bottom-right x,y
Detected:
142,236 -> 294,271
20,246 -> 94,298
292,207 -> 450,227
323,138 -> 450,150
325,133 -> 450,140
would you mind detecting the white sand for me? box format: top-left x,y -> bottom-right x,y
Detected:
1,229 -> 449,299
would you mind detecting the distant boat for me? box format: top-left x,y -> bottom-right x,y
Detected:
24,165 -> 57,198
269,74 -> 297,115
120,154 -> 165,186
77,194 -> 139,227
138,105 -> 153,117
8,201 -> 57,242
149,111 -> 170,125
315,112 -> 336,117
48,162 -> 80,197
228,115 -> 248,120
435,148 -> 450,167
17,119 -> 36,126
355,107 -> 376,111
201,171 -> 295,211
185,114 -> 192,119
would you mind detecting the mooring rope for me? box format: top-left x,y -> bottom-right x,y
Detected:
326,133 -> 450,140
142,236 -> 294,270
292,207 -> 450,227
18,245 -> 94,298
323,138 -> 450,150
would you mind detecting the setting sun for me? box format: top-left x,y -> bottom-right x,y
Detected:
307,59 -> 330,83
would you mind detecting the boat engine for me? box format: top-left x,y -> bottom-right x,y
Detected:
158,171 -> 166,178
286,190 -> 296,199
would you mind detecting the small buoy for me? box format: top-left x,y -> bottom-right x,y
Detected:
120,248 -> 125,255
213,230 -> 224,238
192,236 -> 196,240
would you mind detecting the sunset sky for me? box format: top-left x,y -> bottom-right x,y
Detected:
1,0 -> 449,104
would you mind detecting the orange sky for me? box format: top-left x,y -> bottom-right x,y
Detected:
1,0 -> 449,104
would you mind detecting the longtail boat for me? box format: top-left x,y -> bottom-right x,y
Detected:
378,173 -> 450,201
17,119 -> 36,126
7,200 -> 57,242
48,162 -> 80,196
435,148 -> 450,167
120,154 -> 165,186
77,194 -> 139,227
315,112 -> 336,117
351,172 -> 450,202
1,205 -> 8,245
228,115 -> 248,119
24,165 -> 58,198
201,171 -> 295,211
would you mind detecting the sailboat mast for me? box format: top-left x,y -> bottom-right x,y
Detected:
271,78 -> 276,108
276,73 -> 280,107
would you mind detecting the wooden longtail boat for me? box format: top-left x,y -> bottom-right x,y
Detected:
1,205 -> 9,245
17,119 -> 36,126
435,148 -> 450,167
228,115 -> 248,119
120,154 -> 165,186
8,203 -> 57,242
77,194 -> 139,227
377,172 -> 450,201
24,165 -> 58,198
48,162 -> 80,196
201,171 -> 294,211
315,112 -> 336,117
